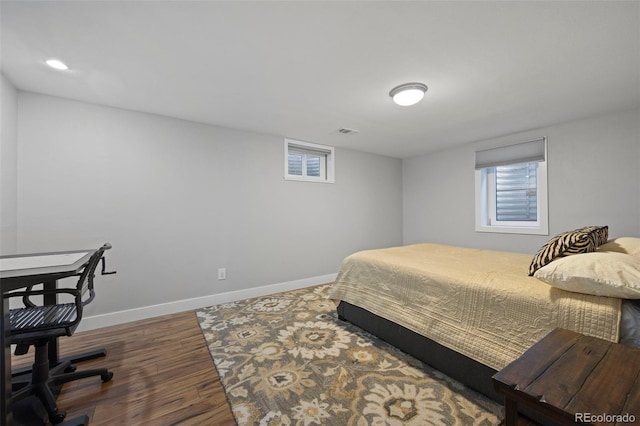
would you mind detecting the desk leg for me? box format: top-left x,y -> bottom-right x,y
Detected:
43,280 -> 60,366
2,293 -> 13,425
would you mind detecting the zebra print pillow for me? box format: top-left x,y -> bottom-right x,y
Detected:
528,228 -> 598,276
581,225 -> 609,247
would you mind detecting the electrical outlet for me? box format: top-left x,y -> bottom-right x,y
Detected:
218,268 -> 226,280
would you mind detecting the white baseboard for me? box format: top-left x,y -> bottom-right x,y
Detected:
77,273 -> 337,332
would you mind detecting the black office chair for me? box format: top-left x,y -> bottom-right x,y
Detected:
8,243 -> 115,424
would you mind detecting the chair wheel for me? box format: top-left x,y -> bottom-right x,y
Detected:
50,409 -> 67,424
101,371 -> 113,382
64,364 -> 77,373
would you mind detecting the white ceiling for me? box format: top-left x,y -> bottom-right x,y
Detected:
2,1 -> 639,159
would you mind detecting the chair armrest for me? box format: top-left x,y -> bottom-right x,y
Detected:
14,288 -> 78,297
6,287 -> 80,308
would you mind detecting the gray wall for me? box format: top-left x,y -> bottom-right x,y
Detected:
9,89 -> 640,323
0,73 -> 18,254
15,92 -> 403,316
403,108 -> 640,254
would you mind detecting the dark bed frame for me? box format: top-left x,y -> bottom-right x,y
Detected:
336,301 -> 500,400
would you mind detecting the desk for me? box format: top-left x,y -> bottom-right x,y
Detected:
1,249 -> 96,426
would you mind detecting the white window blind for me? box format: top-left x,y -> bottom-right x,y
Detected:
284,139 -> 335,183
287,149 -> 323,178
475,138 -> 546,170
494,161 -> 538,222
475,137 -> 548,235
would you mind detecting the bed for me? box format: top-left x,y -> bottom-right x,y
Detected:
329,232 -> 640,404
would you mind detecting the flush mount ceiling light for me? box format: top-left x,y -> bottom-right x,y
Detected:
45,59 -> 69,71
389,82 -> 428,106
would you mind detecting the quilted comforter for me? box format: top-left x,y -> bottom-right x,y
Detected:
329,243 -> 621,370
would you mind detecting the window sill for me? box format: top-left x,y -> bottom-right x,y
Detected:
475,224 -> 548,236
284,175 -> 335,184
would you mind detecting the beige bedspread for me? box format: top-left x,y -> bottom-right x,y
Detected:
329,243 -> 621,371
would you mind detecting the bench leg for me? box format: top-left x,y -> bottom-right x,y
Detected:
504,398 -> 518,426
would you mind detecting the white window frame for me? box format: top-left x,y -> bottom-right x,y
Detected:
284,138 -> 335,183
475,138 -> 549,235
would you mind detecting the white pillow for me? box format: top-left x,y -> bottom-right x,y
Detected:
534,251 -> 640,299
598,237 -> 640,257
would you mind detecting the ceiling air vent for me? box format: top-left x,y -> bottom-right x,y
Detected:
337,128 -> 360,135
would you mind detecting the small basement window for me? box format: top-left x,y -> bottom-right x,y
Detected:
475,137 -> 549,235
284,139 -> 335,183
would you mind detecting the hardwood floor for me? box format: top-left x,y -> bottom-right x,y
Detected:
11,311 -> 236,425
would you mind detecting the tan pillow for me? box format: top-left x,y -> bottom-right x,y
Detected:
598,237 -> 640,257
534,251 -> 640,299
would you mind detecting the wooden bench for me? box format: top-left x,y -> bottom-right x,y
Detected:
492,328 -> 640,425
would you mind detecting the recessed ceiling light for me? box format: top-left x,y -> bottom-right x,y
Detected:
45,59 -> 69,71
389,82 -> 428,106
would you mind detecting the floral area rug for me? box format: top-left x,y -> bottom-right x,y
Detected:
196,284 -> 502,425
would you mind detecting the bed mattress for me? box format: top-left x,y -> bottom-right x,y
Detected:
329,243 -> 622,371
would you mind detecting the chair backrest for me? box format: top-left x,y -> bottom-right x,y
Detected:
77,243 -> 112,308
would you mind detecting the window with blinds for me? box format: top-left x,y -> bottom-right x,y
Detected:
495,161 -> 538,222
284,139 -> 335,183
475,137 -> 548,235
287,150 -> 322,178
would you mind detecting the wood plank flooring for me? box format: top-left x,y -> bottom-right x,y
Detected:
11,311 -> 236,425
